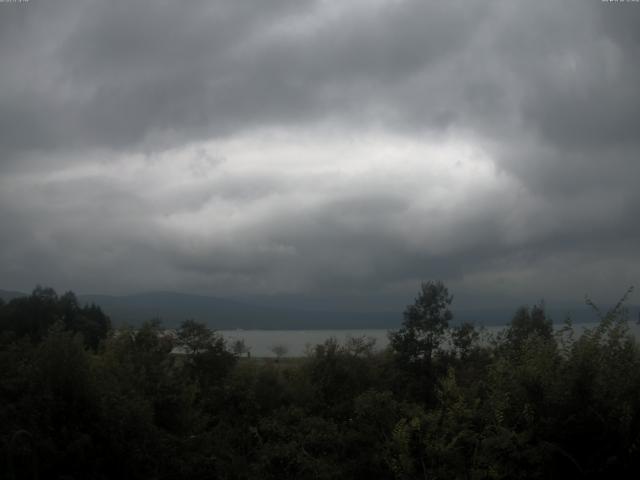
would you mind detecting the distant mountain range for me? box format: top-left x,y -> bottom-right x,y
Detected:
78,291 -> 402,329
0,289 -> 399,329
1,289 -> 638,329
0,290 -> 26,302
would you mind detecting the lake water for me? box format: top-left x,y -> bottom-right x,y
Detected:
220,322 -> 640,357
220,329 -> 391,357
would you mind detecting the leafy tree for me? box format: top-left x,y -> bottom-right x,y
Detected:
271,344 -> 289,362
506,303 -> 553,350
57,291 -> 111,350
0,287 -> 110,350
0,286 -> 60,342
177,318 -> 216,355
177,319 -> 236,393
389,281 -> 453,402
232,338 -> 251,357
450,321 -> 480,359
390,280 -> 453,364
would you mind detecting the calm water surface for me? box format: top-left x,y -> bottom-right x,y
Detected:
220,322 -> 640,357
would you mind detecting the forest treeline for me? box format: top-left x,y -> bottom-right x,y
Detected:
1,282 -> 639,479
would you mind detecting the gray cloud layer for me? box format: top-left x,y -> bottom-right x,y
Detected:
1,0 -> 639,309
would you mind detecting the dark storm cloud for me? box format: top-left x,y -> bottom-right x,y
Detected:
1,0 -> 639,305
0,0 -> 487,160
514,11 -> 640,155
0,0 -> 311,157
1,0 -> 636,156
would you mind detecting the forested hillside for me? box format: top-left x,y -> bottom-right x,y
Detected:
1,282 -> 639,479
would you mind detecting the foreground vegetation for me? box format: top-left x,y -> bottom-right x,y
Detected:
1,283 -> 639,479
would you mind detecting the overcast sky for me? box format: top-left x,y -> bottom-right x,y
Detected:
1,0 -> 639,310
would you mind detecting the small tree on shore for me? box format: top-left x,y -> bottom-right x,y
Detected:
271,344 -> 288,362
231,338 -> 251,358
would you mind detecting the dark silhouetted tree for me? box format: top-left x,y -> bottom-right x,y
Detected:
271,344 -> 288,362
389,280 -> 453,402
506,303 -> 552,350
390,280 -> 453,364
